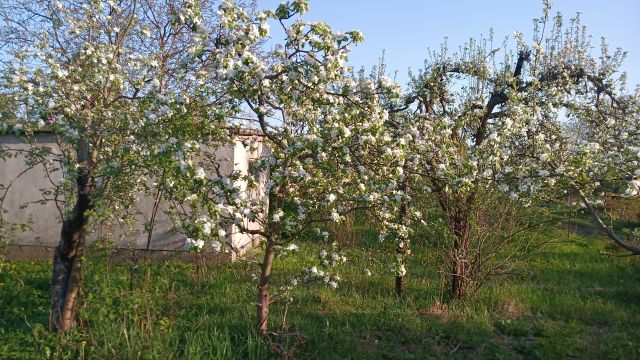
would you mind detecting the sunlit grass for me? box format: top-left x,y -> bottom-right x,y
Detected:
1,226 -> 639,359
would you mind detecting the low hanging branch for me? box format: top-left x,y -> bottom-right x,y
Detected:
575,188 -> 640,255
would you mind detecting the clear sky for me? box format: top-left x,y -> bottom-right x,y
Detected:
258,0 -> 640,89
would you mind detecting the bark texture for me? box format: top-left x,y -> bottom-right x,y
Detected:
450,214 -> 471,300
49,142 -> 93,332
256,190 -> 283,335
256,237 -> 276,335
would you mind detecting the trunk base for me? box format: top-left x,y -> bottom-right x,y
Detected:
50,243 -> 84,332
395,275 -> 404,297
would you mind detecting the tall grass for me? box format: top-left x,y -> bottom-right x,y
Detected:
1,222 -> 639,359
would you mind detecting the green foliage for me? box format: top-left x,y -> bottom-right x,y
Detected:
1,224 -> 639,359
0,94 -> 16,124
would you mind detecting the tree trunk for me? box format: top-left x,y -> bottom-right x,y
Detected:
256,236 -> 276,335
256,190 -> 282,335
395,273 -> 404,297
450,214 -> 470,300
50,142 -> 93,332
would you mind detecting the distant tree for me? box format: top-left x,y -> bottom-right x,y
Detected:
0,94 -> 16,123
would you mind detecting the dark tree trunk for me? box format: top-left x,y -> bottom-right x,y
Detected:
256,190 -> 282,335
50,142 -> 93,332
395,273 -> 404,297
450,213 -> 470,300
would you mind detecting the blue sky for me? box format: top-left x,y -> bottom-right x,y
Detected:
258,0 -> 640,89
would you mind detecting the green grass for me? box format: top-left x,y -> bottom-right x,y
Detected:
1,227 -> 639,359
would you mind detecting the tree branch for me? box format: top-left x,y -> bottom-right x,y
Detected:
575,187 -> 640,255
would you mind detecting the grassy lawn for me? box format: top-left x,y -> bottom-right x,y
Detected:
1,227 -> 639,359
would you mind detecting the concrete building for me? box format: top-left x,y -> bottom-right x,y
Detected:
0,128 -> 267,261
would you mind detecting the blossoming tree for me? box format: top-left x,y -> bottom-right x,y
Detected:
397,4 -> 639,299
0,0 -> 232,331
171,0 -> 403,335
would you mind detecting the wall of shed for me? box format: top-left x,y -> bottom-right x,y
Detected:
0,132 -> 267,260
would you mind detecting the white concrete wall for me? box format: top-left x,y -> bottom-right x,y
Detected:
227,139 -> 269,253
0,133 -> 63,246
1,132 -> 267,258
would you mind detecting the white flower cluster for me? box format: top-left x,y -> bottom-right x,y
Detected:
184,237 -> 205,251
304,266 -> 342,289
625,179 -> 640,197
